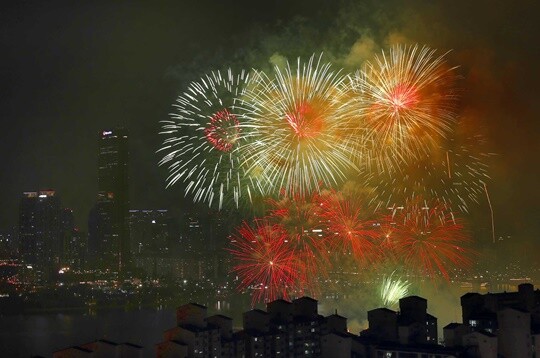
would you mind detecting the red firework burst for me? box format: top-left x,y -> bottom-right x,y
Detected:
266,193 -> 329,296
385,198 -> 472,280
387,83 -> 419,112
229,220 -> 298,304
204,108 -> 240,152
319,191 -> 382,263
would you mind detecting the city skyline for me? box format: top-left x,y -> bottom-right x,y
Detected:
2,1 -> 540,263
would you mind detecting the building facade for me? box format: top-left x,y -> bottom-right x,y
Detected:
157,296 -> 363,358
443,283 -> 540,357
18,190 -> 63,280
89,129 -> 130,273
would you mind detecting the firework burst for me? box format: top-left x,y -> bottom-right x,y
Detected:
158,69 -> 264,209
319,190 -> 382,263
242,54 -> 360,198
160,43 -> 490,303
229,220 -> 298,304
379,271 -> 411,308
266,193 -> 329,296
350,45 -> 459,171
385,197 -> 472,280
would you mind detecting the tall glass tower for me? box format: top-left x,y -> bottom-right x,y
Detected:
90,129 -> 130,273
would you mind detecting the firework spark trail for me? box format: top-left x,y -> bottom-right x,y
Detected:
241,54 -> 361,198
483,183 -> 496,243
446,151 -> 452,179
349,45 -> 459,172
158,69 -> 264,209
360,133 -> 492,214
380,271 -> 411,307
229,220 -> 299,305
386,197 -> 472,280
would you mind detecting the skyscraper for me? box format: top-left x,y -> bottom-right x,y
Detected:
89,129 -> 130,273
18,190 -> 63,279
128,209 -> 171,256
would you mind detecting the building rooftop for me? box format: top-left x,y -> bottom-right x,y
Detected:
461,292 -> 481,299
368,307 -> 396,314
54,346 -> 93,354
443,322 -> 464,329
97,339 -> 118,345
400,295 -> 427,302
294,296 -> 318,302
208,314 -> 233,320
184,302 -> 207,309
327,312 -> 347,319
269,298 -> 292,304
468,330 -> 496,338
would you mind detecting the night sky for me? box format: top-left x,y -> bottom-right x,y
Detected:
1,1 -> 539,258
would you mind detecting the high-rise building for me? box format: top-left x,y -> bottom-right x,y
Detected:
129,209 -> 171,256
88,129 -> 130,273
0,227 -> 18,259
18,190 -> 63,278
63,227 -> 87,270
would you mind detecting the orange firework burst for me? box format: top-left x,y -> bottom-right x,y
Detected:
241,54 -> 360,198
229,220 -> 299,304
384,197 -> 472,280
350,45 -> 459,171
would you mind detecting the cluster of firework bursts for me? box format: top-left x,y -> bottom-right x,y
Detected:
228,191 -> 472,304
160,44 -> 492,304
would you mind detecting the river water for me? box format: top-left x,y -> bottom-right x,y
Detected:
0,308 -> 176,357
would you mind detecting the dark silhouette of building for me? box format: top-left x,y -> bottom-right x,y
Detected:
54,294 -> 464,358
460,283 -> 540,333
18,190 -> 63,280
444,283 -> 540,357
363,295 -> 438,345
156,296 -> 364,358
88,129 -> 130,273
53,339 -> 143,357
